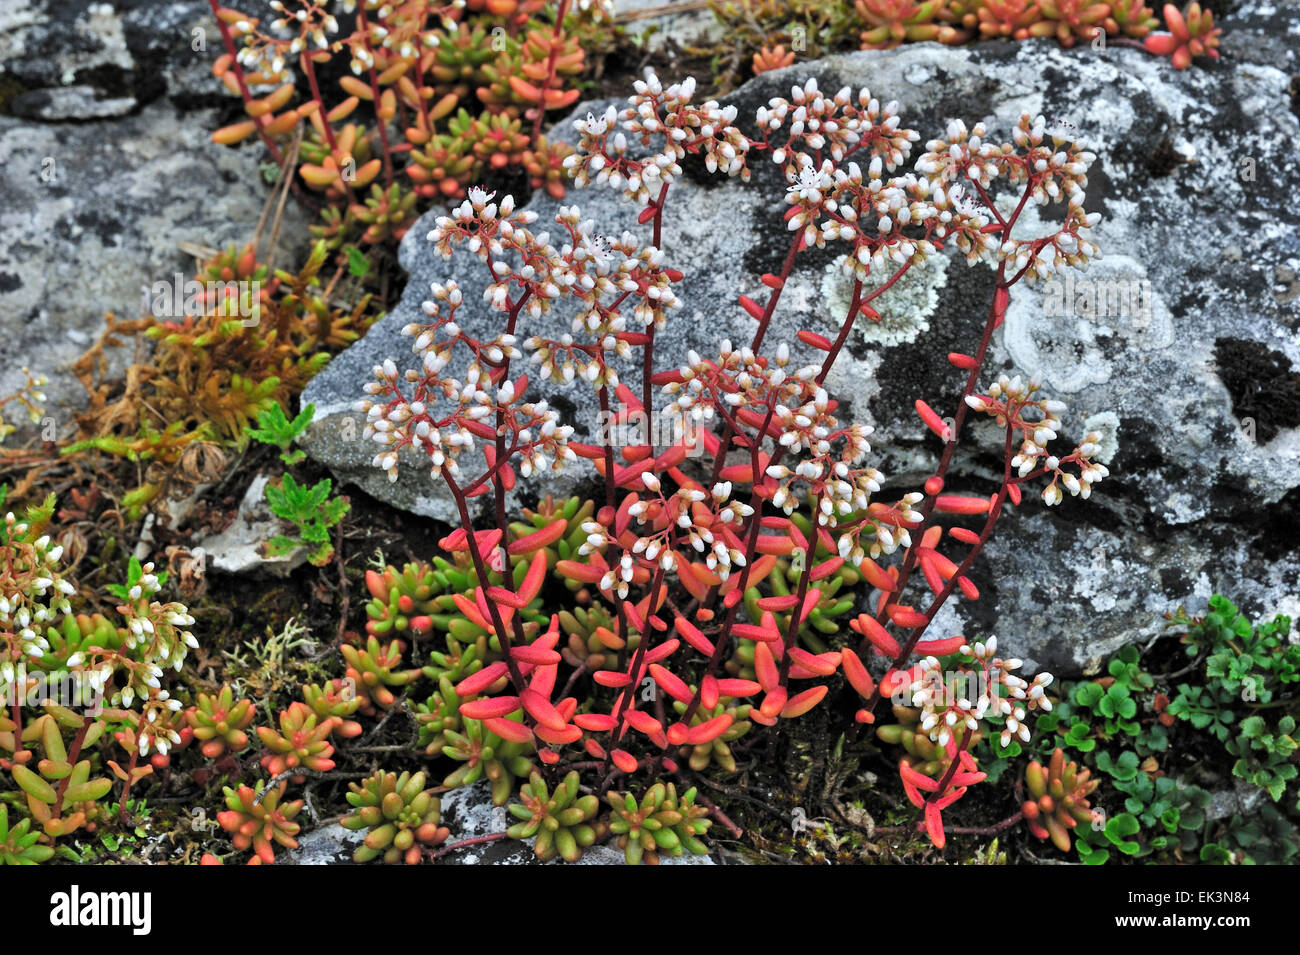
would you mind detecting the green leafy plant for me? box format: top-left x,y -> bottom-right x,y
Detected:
1200,803 -> 1300,864
246,401 -> 314,465
1226,715 -> 1297,801
1108,772 -> 1212,859
264,473 -> 350,566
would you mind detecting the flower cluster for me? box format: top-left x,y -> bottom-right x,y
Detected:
346,71 -> 1112,855
356,265 -> 576,485
965,374 -> 1110,504
909,637 -> 1055,749
565,72 -> 751,204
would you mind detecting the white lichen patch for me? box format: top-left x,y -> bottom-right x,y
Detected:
1081,411 -> 1120,465
1002,251 -> 1172,394
822,251 -> 949,348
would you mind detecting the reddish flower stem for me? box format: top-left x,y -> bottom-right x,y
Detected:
607,565 -> 666,745
860,418 -> 1018,716
301,53 -> 340,154
118,749 -> 140,825
530,0 -> 572,147
441,467 -> 528,692
51,719 -> 91,818
206,0 -> 285,164
355,6 -> 395,189
425,831 -> 509,861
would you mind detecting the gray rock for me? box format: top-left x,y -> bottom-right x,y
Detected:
198,474 -> 309,577
612,0 -> 725,53
279,822 -> 367,865
292,9 -> 1296,675
1207,781 -> 1270,823
0,0 -> 304,432
10,85 -> 138,121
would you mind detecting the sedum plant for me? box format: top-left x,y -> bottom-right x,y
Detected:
704,0 -> 1225,82
1022,748 -> 1099,851
217,782 -> 304,864
1143,1 -> 1220,68
301,678 -> 365,738
256,701 -> 338,780
0,803 -> 53,865
442,715 -> 536,805
209,0 -> 614,251
341,770 -> 451,863
0,369 -> 47,446
2,497 -> 200,844
348,69 -> 1114,850
605,781 -> 712,865
341,634 -> 422,714
186,686 -> 256,760
506,770 -> 600,862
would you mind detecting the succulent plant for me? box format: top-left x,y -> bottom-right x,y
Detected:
524,136 -> 573,201
605,782 -> 712,865
558,602 -> 631,672
672,698 -> 753,772
256,701 -> 337,780
876,703 -> 982,778
1023,748 -> 1101,851
14,712 -> 113,838
217,782 -> 303,864
752,44 -> 797,75
341,770 -> 451,864
977,0 -> 1044,38
186,685 -> 255,759
855,0 -> 967,49
34,612 -> 124,674
0,804 -> 53,864
350,182 -> 419,245
1107,0 -> 1159,37
421,631 -> 492,685
415,675 -> 465,756
477,26 -> 584,119
742,544 -> 861,652
301,679 -> 364,739
340,635 -> 421,715
365,561 -> 446,638
1144,1 -> 1220,68
408,129 -> 478,199
430,23 -> 498,92
1033,0 -> 1111,45
442,716 -> 535,805
507,770 -> 601,862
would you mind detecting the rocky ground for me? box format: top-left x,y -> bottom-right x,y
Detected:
300,7 -> 1300,675
2,0 -> 1297,865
